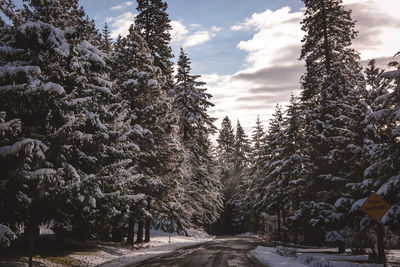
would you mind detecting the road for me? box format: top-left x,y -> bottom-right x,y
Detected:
125,236 -> 269,267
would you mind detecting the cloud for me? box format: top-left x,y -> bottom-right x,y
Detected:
106,12 -> 136,38
184,31 -> 212,47
110,1 -> 133,11
204,1 -> 400,134
170,21 -> 220,48
343,0 -> 400,60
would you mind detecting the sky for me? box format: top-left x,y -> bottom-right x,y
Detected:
69,0 -> 400,134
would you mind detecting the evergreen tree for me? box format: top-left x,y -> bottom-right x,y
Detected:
230,120 -> 251,233
299,0 -> 358,101
174,48 -> 222,228
135,0 -> 174,88
112,25 -> 184,243
354,53 -> 400,230
242,116 -> 266,233
100,22 -> 112,53
216,116 -> 235,195
291,0 -> 366,247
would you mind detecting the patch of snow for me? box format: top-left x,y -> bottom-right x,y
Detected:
252,246 -> 307,267
43,82 -> 65,94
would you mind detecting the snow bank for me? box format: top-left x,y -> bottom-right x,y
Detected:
252,246 -> 307,267
252,246 -> 385,267
295,252 -> 380,267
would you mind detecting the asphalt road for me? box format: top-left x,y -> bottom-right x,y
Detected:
125,236 -> 269,267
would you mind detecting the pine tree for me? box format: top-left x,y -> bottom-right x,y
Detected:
0,2 -> 70,259
111,25 -> 184,243
216,116 -> 235,194
292,0 -> 367,247
100,23 -> 112,53
356,53 -> 400,229
174,48 -> 222,228
230,120 -> 251,233
242,116 -> 266,233
300,0 -> 358,101
135,0 -> 174,88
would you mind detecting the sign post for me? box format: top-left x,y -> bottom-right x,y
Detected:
360,192 -> 391,266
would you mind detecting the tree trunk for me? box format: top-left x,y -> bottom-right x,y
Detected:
281,202 -> 287,242
127,218 -> 135,246
338,241 -> 345,253
136,220 -> 144,243
25,221 -> 37,267
144,218 -> 151,243
277,203 -> 281,241
145,198 -> 151,243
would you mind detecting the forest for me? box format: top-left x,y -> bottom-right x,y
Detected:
0,0 -> 399,263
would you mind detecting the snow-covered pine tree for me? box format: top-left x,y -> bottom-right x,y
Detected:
213,116 -> 236,234
280,94 -> 307,242
292,0 -> 367,247
229,120 -> 251,233
242,116 -> 266,233
216,116 -> 235,196
5,0 -> 128,241
135,0 -> 174,89
0,0 -> 67,250
299,0 -> 358,101
174,48 -> 223,229
112,25 -> 185,243
353,53 -> 400,230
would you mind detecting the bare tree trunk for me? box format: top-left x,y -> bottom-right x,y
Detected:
26,221 -> 37,267
277,203 -> 281,241
127,218 -> 135,246
136,220 -> 144,243
281,202 -> 287,242
145,198 -> 151,243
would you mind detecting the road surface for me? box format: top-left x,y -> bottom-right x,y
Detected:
125,236 -> 269,267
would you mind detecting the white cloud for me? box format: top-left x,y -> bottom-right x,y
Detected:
184,31 -> 212,47
211,26 -> 222,33
110,1 -> 134,11
106,12 -> 136,39
205,1 -> 400,134
343,0 -> 400,60
170,21 -> 220,48
170,20 -> 189,42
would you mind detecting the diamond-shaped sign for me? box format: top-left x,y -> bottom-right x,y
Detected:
360,192 -> 391,222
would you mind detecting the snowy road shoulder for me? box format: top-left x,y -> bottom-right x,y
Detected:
95,230 -> 213,267
252,246 -> 307,267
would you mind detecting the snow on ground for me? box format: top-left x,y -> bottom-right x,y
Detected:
252,246 -> 307,266
251,245 -> 396,267
87,229 -> 213,267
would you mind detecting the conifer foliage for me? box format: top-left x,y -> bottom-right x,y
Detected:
0,0 -> 223,252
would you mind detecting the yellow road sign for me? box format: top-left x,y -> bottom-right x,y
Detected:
360,192 -> 391,222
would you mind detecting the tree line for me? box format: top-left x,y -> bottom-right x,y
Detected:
214,0 -> 400,254
0,0 -> 222,250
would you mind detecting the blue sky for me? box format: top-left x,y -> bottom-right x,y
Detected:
82,0 -> 303,75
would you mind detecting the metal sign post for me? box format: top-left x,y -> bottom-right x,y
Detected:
360,192 -> 391,266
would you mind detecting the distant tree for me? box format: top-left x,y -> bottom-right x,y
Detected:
100,22 -> 112,53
